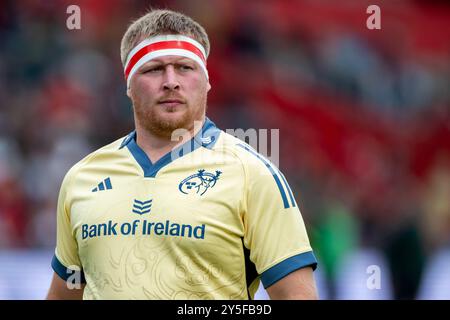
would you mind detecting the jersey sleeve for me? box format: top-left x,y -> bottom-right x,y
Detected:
239,145 -> 317,289
51,168 -> 86,283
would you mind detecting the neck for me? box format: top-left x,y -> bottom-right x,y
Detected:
135,117 -> 206,163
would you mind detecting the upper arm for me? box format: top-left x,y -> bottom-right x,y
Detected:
50,169 -> 86,297
238,144 -> 318,296
54,169 -> 82,270
46,272 -> 85,300
266,267 -> 318,300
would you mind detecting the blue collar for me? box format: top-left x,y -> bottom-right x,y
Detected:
119,117 -> 221,178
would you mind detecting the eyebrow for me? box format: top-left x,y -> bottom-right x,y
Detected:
144,57 -> 194,65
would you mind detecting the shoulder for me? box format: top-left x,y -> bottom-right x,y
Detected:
215,131 -> 296,208
60,135 -> 128,190
212,131 -> 279,180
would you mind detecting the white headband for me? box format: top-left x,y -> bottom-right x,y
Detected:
124,34 -> 208,88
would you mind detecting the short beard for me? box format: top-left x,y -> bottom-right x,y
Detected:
134,102 -> 206,139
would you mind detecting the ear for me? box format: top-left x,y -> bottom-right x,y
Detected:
207,81 -> 211,92
126,86 -> 131,98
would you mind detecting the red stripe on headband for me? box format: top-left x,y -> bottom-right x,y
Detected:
124,41 -> 206,80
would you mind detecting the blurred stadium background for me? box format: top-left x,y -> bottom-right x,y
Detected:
0,0 -> 449,299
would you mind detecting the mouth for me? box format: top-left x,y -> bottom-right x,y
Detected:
158,99 -> 185,108
159,99 -> 184,104
157,99 -> 186,112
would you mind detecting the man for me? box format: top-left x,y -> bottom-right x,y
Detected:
47,9 -> 318,300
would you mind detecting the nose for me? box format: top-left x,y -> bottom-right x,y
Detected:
162,65 -> 180,91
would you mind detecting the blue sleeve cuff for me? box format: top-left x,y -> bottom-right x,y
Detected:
51,254 -> 86,283
261,251 -> 318,288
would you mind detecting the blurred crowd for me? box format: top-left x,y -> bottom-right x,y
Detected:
0,0 -> 449,299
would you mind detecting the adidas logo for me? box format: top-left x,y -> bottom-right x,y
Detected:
132,198 -> 152,215
92,177 -> 113,192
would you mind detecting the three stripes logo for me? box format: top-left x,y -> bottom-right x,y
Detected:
132,198 -> 152,215
92,177 -> 112,192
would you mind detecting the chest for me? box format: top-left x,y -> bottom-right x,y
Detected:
70,166 -> 245,249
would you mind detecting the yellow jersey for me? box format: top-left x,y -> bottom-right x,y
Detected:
52,117 -> 317,299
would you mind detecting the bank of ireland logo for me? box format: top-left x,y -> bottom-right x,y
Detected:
179,169 -> 222,196
132,198 -> 152,215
